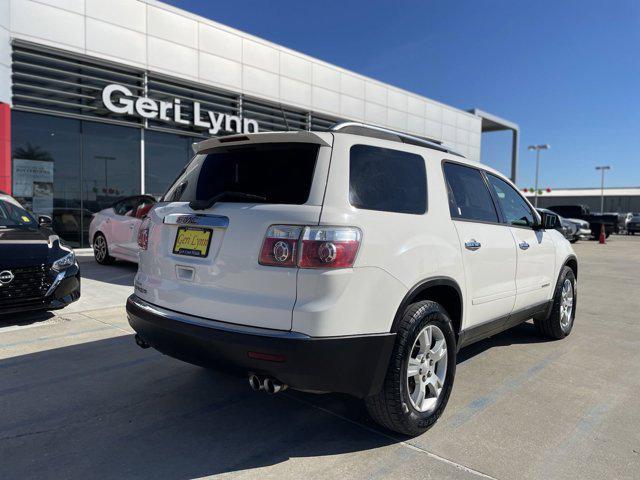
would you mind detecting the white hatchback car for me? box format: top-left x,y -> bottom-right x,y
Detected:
126,124 -> 577,436
89,195 -> 156,264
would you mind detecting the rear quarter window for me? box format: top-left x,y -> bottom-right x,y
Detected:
349,144 -> 427,215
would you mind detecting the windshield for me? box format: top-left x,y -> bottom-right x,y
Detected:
0,199 -> 37,228
163,143 -> 319,205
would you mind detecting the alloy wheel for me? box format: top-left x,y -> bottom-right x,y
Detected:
406,324 -> 448,413
559,279 -> 574,331
94,236 -> 106,262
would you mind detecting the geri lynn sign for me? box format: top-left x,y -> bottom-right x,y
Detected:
102,84 -> 260,135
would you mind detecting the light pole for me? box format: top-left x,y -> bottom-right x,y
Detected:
527,144 -> 550,207
595,166 -> 610,214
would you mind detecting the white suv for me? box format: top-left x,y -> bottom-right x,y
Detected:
127,123 -> 577,436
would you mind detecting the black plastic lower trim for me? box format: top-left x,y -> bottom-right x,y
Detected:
126,295 -> 396,398
458,300 -> 552,349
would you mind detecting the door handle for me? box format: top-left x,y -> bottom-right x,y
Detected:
465,239 -> 481,251
519,241 -> 530,250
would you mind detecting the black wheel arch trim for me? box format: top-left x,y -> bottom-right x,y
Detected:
390,276 -> 463,333
562,254 -> 578,278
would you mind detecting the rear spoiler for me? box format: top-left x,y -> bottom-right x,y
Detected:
193,131 -> 331,154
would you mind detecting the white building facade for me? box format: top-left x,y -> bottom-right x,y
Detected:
0,0 -> 515,247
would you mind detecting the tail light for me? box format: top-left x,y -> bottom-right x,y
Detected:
138,217 -> 151,250
259,225 -> 361,269
258,225 -> 302,267
299,227 -> 361,268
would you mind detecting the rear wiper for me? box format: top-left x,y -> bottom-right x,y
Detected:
189,191 -> 267,211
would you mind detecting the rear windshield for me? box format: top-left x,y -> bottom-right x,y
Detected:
163,143 -> 319,205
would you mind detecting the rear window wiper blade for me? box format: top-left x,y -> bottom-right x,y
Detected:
189,191 -> 267,210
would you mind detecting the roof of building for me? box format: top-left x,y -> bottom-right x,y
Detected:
523,187 -> 640,197
468,109 -> 519,132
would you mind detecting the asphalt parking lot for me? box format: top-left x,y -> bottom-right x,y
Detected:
1,237 -> 638,480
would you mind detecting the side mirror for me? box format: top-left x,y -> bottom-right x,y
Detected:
38,215 -> 53,227
537,211 -> 559,230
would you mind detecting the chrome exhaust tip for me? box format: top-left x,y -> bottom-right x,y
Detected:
263,377 -> 287,394
248,374 -> 264,391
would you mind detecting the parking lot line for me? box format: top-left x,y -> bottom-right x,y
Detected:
447,349 -> 563,428
538,402 -> 611,475
285,392 -> 500,480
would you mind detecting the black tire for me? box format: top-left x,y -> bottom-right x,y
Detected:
365,300 -> 456,436
93,232 -> 115,265
534,266 -> 576,339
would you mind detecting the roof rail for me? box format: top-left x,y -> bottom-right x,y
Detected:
330,121 -> 464,157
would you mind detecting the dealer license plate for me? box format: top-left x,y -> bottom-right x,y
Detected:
172,227 -> 212,258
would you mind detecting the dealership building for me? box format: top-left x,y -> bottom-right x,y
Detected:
0,0 -> 519,247
525,187 -> 640,214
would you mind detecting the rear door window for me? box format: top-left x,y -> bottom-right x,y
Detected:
443,163 -> 499,223
349,144 -> 426,214
164,143 -> 319,205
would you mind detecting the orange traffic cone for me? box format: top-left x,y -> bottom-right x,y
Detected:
599,224 -> 606,244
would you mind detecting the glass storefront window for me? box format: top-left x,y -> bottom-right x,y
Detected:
145,130 -> 195,198
81,122 -> 140,245
11,111 -> 83,247
11,112 -> 141,247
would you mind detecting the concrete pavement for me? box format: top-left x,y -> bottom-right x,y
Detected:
0,237 -> 638,479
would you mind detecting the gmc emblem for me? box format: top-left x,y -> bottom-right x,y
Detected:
176,216 -> 198,225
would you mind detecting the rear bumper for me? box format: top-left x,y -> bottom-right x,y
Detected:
126,295 -> 395,398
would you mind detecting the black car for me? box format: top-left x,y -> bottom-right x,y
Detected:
0,194 -> 80,314
548,204 -> 618,238
627,215 -> 640,235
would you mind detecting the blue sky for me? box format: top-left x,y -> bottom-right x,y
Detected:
166,0 -> 640,188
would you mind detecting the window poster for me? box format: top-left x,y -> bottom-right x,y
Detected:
12,159 -> 54,215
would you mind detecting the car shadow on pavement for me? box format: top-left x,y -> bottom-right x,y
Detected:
0,334 -> 394,479
0,310 -> 55,328
457,321 -> 553,364
78,258 -> 138,287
